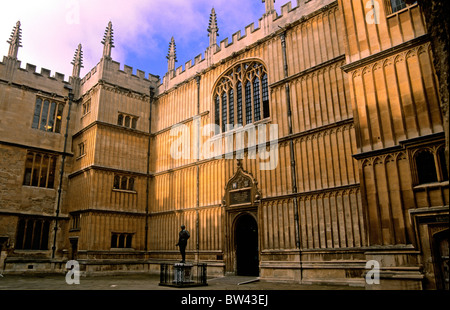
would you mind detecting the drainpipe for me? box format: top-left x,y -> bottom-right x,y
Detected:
145,86 -> 155,252
280,31 -> 302,280
52,86 -> 74,259
195,75 -> 201,263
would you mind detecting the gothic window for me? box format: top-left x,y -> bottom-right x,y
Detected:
262,74 -> 270,119
215,96 -> 221,134
114,175 -> 121,189
117,113 -> 138,129
237,82 -> 243,125
415,150 -> 438,185
113,174 -> 136,192
253,77 -> 261,122
245,82 -> 252,125
222,92 -> 227,132
111,234 -> 118,248
23,151 -> 57,189
32,97 -> 64,133
15,217 -> 50,250
128,177 -> 135,191
214,61 -> 269,134
111,233 -> 133,249
118,234 -> 125,248
126,235 -> 132,248
229,89 -> 235,127
121,176 -> 128,190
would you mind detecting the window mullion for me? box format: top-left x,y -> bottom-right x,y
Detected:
434,152 -> 442,182
45,156 -> 51,188
37,155 -> 44,187
29,153 -> 36,186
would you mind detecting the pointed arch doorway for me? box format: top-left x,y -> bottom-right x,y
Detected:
235,213 -> 259,276
222,160 -> 261,276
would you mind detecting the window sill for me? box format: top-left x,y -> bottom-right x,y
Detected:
110,248 -> 135,251
81,111 -> 91,119
22,185 -> 55,191
112,188 -> 137,194
69,228 -> 81,232
76,154 -> 86,161
14,249 -> 50,253
31,127 -> 61,135
413,180 -> 449,191
212,117 -> 272,140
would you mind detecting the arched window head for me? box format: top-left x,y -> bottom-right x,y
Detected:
114,175 -> 120,189
415,150 -> 437,185
121,176 -> 128,190
213,60 -> 269,133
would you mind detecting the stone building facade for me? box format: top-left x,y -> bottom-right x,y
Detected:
0,0 -> 448,289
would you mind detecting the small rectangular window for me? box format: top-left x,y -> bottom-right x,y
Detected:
78,142 -> 85,157
111,233 -> 133,249
71,214 -> 81,230
82,99 -> 91,115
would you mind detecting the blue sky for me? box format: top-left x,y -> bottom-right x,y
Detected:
0,0 -> 289,81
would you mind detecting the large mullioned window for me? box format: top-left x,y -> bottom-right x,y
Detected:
23,151 -> 57,189
32,97 -> 64,133
214,61 -> 270,134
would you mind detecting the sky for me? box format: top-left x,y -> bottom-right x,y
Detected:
0,0 -> 289,81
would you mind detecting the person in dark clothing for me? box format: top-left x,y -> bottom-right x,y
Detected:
176,225 -> 190,263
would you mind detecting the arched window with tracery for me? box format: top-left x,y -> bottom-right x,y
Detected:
213,61 -> 270,134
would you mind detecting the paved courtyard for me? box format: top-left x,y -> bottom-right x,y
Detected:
0,273 -> 362,290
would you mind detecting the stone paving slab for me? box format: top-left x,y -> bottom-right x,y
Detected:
0,273 -> 362,290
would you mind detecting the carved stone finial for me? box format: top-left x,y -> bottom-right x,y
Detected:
167,36 -> 177,73
262,0 -> 276,14
207,7 -> 219,48
101,21 -> 114,58
71,44 -> 83,78
7,21 -> 22,59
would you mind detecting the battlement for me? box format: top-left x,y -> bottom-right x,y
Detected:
158,0 -> 335,93
80,57 -> 160,96
0,56 -> 71,97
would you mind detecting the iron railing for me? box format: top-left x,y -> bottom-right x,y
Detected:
159,263 -> 208,287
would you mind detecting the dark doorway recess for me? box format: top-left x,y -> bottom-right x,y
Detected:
235,214 -> 259,276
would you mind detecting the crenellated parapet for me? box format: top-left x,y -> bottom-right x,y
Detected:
0,56 -> 71,98
79,57 -> 159,98
158,0 -> 336,93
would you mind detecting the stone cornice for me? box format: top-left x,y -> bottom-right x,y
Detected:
341,34 -> 430,73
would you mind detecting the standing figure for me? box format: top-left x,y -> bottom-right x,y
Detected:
176,225 -> 190,263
